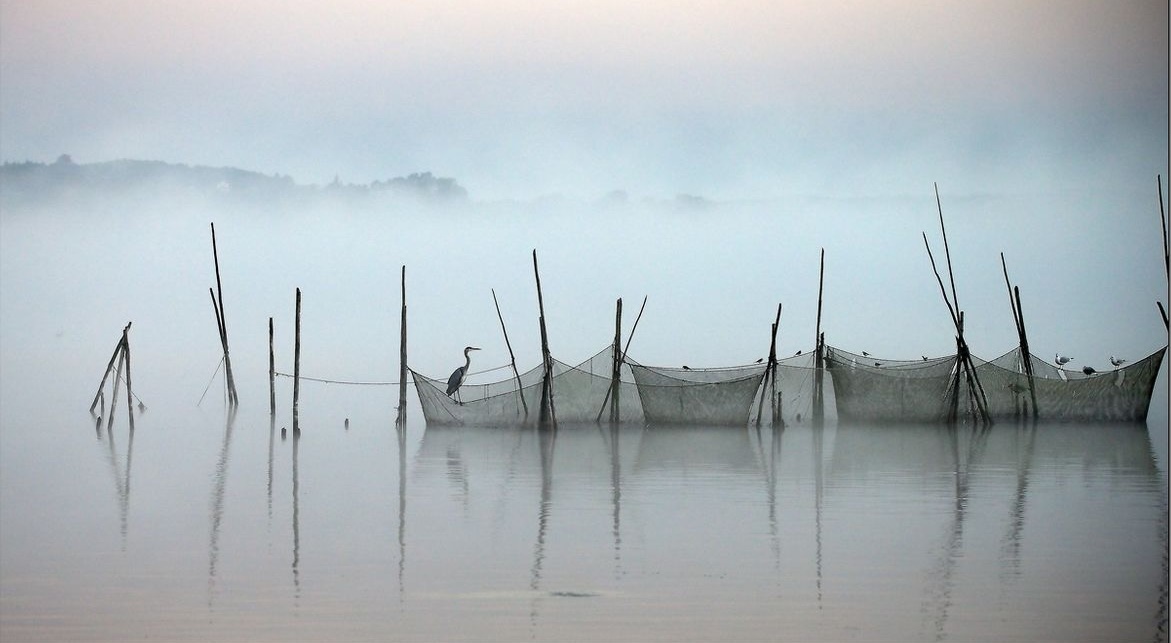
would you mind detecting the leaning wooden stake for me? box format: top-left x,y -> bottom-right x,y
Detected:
397,266 -> 409,430
756,303 -> 782,428
293,288 -> 302,435
1001,253 -> 1038,420
532,250 -> 556,429
209,223 -> 238,406
492,288 -> 528,419
90,325 -> 130,415
1159,175 -> 1169,330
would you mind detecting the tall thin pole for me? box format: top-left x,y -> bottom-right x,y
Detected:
610,298 -> 623,424
293,288 -> 302,435
122,323 -> 134,431
813,249 -> 825,427
397,266 -> 409,429
90,328 -> 128,415
492,288 -> 528,418
934,183 -> 960,318
533,250 -> 556,429
269,317 -> 276,419
210,223 -> 237,406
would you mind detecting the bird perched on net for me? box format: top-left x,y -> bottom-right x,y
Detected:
1055,353 -> 1073,366
446,346 -> 481,404
1082,365 -> 1096,376
1110,356 -> 1127,368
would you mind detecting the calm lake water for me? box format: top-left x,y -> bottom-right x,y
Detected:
1,382 -> 1166,642
0,203 -> 1167,641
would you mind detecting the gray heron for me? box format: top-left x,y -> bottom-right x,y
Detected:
1055,353 -> 1073,366
1110,356 -> 1127,367
446,346 -> 481,404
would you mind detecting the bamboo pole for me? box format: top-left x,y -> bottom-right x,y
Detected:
610,298 -> 622,424
935,183 -> 961,318
210,223 -> 237,406
122,324 -> 134,431
813,249 -> 825,427
397,266 -> 409,429
107,341 -> 124,433
492,288 -> 528,419
596,295 -> 647,422
90,328 -> 128,414
769,303 -> 782,427
269,317 -> 276,419
532,250 -> 556,429
293,288 -> 302,435
1013,286 -> 1039,420
1159,175 -> 1168,330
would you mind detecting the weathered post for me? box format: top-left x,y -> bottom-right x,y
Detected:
269,317 -> 276,419
397,266 -> 409,430
532,250 -> 556,429
293,288 -> 302,435
492,288 -> 528,419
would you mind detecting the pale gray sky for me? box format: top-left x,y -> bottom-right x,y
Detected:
1,0 -> 1166,199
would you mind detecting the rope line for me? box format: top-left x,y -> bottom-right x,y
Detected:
271,362 -> 513,387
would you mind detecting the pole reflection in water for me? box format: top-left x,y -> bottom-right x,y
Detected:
98,414 -> 134,549
46,415 -> 1162,642
207,407 -> 236,609
291,422 -> 301,607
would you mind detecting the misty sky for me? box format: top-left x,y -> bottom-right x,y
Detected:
1,0 -> 1166,199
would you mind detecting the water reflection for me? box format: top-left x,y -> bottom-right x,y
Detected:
96,415 -> 134,548
207,407 -> 237,608
62,416 -> 1167,641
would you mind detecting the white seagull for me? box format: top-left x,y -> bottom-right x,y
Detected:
1110,356 -> 1127,368
1055,353 -> 1073,366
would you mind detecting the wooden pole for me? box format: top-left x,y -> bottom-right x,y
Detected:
210,223 -> 237,406
492,288 -> 528,418
1013,287 -> 1039,420
269,317 -> 276,419
107,340 -> 124,433
293,288 -> 302,435
90,329 -> 128,414
813,249 -> 826,427
532,250 -> 556,429
935,183 -> 961,318
122,324 -> 134,431
610,298 -> 623,424
397,266 -> 409,429
769,303 -> 782,427
1159,175 -> 1168,279
596,295 -> 647,422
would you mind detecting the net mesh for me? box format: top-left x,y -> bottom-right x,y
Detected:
974,346 -> 1166,422
627,361 -> 766,426
412,342 -> 1165,427
824,346 -> 959,423
411,345 -> 643,426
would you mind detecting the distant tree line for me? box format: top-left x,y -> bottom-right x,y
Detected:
0,156 -> 469,209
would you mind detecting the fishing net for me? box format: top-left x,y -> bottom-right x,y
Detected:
627,361 -> 766,426
411,345 -> 643,426
974,346 -> 1166,422
824,346 -> 960,423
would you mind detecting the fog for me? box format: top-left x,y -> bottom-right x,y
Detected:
0,184 -> 1166,421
